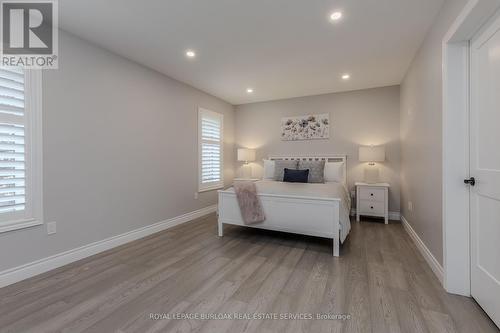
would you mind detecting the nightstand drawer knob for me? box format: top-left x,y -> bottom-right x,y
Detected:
370,206 -> 374,209
370,193 -> 374,196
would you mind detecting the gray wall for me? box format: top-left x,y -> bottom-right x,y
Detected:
235,86 -> 401,212
0,30 -> 235,272
400,0 -> 467,265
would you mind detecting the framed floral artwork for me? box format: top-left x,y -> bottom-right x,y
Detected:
281,114 -> 329,141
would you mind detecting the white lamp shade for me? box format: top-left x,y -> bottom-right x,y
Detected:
237,148 -> 256,162
359,146 -> 385,162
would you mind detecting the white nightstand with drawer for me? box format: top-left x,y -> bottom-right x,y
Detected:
233,178 -> 259,185
355,182 -> 390,224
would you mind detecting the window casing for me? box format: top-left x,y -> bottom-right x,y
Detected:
0,68 -> 42,233
198,108 -> 223,192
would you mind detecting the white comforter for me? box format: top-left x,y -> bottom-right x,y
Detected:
227,180 -> 352,242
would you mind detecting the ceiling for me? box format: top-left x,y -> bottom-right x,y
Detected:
59,0 -> 444,105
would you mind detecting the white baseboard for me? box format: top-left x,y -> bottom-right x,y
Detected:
350,209 -> 401,221
0,205 -> 217,288
401,215 -> 444,284
388,211 -> 401,221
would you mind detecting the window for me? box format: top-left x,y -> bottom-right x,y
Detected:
0,68 -> 42,233
198,108 -> 223,192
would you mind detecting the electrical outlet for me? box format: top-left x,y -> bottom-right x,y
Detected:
350,190 -> 356,198
408,201 -> 413,212
194,192 -> 199,200
47,221 -> 57,235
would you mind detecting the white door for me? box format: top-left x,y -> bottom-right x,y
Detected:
470,11 -> 500,328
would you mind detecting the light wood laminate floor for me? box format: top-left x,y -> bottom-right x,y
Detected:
0,214 -> 498,333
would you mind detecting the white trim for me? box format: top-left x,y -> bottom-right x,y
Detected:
388,211 -> 401,221
0,205 -> 216,288
442,0 -> 500,296
350,209 -> 400,221
442,39 -> 470,295
198,184 -> 224,193
401,216 -> 444,284
26,69 -> 44,228
0,69 -> 43,233
0,218 -> 42,233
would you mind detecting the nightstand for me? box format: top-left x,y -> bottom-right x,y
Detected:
355,182 -> 390,224
233,178 -> 259,185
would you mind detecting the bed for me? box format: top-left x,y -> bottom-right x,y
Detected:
217,155 -> 351,256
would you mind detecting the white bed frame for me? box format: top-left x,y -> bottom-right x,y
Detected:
217,155 -> 348,256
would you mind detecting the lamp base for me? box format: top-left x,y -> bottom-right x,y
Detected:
241,164 -> 252,179
364,167 -> 380,184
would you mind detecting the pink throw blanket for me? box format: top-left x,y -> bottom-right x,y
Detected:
233,181 -> 265,224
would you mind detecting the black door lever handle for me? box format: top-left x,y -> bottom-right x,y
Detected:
464,177 -> 475,186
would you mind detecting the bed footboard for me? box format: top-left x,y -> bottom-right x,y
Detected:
218,190 -> 341,256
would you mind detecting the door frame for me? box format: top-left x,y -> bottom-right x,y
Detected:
442,0 -> 500,296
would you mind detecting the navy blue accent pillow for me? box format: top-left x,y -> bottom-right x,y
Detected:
283,168 -> 309,183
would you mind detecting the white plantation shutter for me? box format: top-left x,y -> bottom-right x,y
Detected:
199,108 -> 223,191
0,67 -> 42,232
0,68 -> 26,215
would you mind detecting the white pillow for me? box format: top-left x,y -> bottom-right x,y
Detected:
263,159 -> 275,179
324,162 -> 344,183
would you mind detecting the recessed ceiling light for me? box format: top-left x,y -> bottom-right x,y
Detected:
330,11 -> 343,21
185,50 -> 196,58
342,74 -> 350,80
246,88 -> 254,93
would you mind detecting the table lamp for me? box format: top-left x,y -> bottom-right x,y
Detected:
359,145 -> 385,183
237,148 -> 256,178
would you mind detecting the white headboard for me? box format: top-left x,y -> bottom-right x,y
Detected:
268,154 -> 347,186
